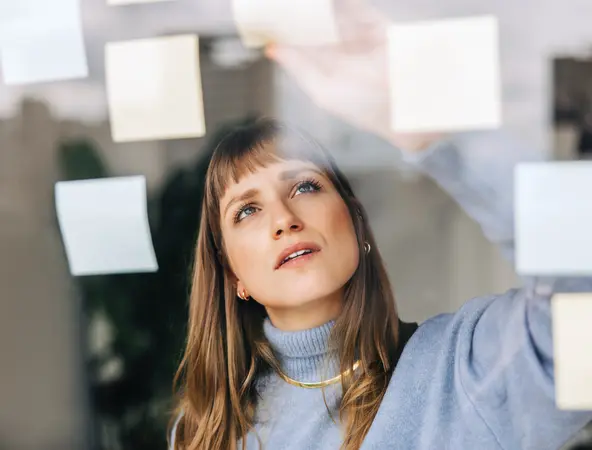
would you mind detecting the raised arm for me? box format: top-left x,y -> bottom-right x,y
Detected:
403,130 -> 592,449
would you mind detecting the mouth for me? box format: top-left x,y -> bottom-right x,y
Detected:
275,242 -> 321,269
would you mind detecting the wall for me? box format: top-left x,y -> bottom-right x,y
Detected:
0,102 -> 87,450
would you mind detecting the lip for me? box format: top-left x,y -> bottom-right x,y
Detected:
275,242 -> 321,269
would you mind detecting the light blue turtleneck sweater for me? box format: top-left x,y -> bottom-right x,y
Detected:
171,131 -> 592,449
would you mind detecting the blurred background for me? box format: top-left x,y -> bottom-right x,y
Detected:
1,0 -> 592,449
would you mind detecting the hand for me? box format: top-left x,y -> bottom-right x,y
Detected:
264,0 -> 445,152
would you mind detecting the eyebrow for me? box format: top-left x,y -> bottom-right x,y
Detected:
279,167 -> 324,181
223,188 -> 260,219
223,167 -> 325,219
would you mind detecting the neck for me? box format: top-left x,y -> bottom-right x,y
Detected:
262,316 -> 338,382
265,290 -> 342,331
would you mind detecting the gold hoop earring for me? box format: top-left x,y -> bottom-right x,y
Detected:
237,290 -> 249,301
364,242 -> 371,254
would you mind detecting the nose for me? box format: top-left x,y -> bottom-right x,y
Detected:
271,200 -> 304,239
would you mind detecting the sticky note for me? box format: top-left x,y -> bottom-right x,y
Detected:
552,293 -> 592,410
55,176 -> 158,276
0,0 -> 88,85
0,24 -> 88,85
105,35 -> 206,143
232,0 -> 339,48
387,15 -> 501,133
516,162 -> 592,276
107,0 -> 174,5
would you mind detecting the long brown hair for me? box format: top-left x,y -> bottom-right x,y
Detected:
169,118 -> 401,450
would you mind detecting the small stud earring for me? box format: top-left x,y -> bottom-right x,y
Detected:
364,242 -> 371,254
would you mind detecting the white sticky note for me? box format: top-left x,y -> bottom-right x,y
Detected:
0,0 -> 88,85
552,293 -> 592,410
105,35 -> 206,142
55,176 -> 158,276
387,15 -> 501,133
516,162 -> 592,276
107,0 -> 174,4
232,0 -> 339,48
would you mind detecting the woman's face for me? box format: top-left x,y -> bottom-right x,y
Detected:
219,157 -> 359,327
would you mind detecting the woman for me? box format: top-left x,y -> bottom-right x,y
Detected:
169,115 -> 591,449
169,5 -> 592,450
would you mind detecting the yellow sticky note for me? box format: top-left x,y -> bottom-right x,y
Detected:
232,0 -> 340,48
552,293 -> 592,410
105,35 -> 206,143
388,15 -> 501,133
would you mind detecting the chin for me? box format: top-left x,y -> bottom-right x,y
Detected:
284,290 -> 337,308
269,274 -> 347,309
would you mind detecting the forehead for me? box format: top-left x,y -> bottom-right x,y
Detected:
220,159 -> 322,201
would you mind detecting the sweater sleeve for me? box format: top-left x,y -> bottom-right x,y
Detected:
402,131 -> 592,449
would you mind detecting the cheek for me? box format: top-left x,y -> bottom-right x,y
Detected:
223,230 -> 268,288
320,200 -> 359,267
325,199 -> 356,238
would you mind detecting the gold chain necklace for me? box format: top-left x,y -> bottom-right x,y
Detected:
275,360 -> 361,389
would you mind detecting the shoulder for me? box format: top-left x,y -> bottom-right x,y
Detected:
398,290 -> 518,365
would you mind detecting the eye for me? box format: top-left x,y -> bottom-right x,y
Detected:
234,204 -> 258,223
294,178 -> 323,196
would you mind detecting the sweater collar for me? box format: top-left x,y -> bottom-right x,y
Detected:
262,318 -> 338,381
263,317 -> 335,358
